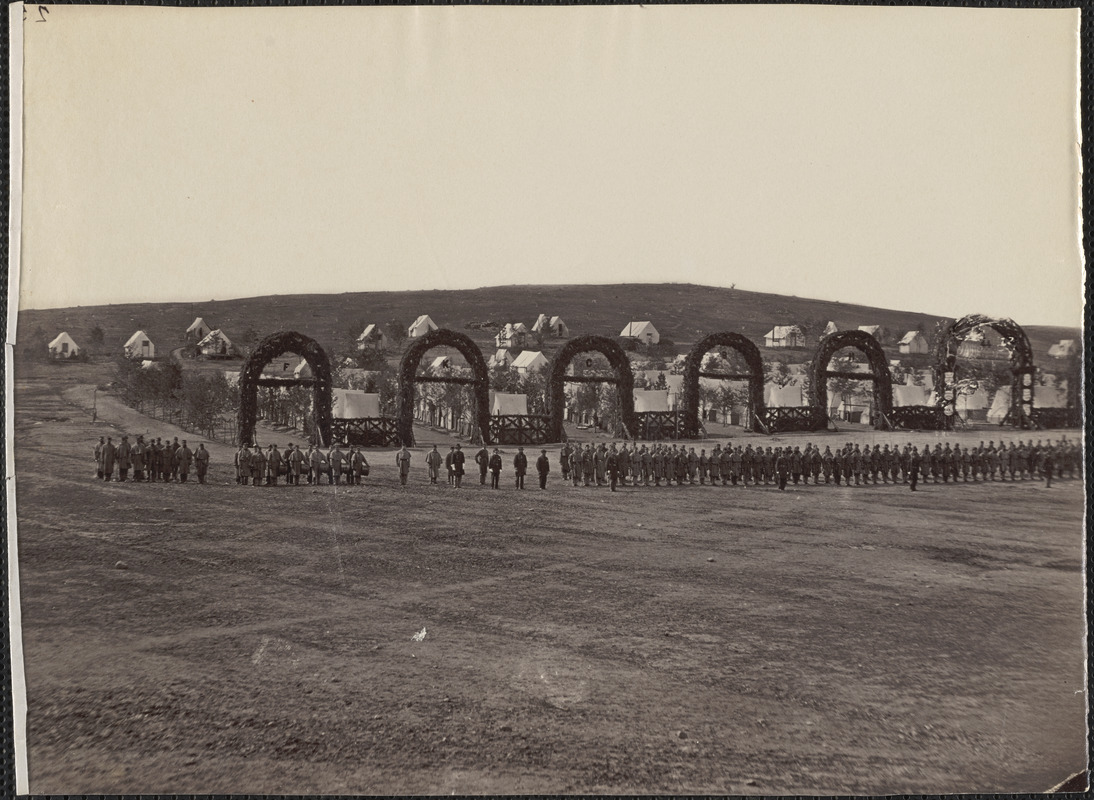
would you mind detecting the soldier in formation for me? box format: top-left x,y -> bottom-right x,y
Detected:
92,435 -> 1080,492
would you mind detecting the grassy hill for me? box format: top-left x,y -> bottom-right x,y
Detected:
15,283 -> 1077,368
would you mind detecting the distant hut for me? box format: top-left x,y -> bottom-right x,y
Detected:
821,321 -> 840,337
47,331 -> 80,360
123,330 -> 155,360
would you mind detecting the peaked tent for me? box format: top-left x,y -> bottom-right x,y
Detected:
549,316 -> 569,337
408,315 -> 439,339
763,325 -> 805,348
531,314 -> 549,334
986,391 -> 1010,424
47,331 -> 80,359
511,350 -> 548,374
186,317 -> 210,340
197,329 -> 233,357
357,324 -> 388,349
123,330 -> 155,359
620,321 -> 659,344
488,349 -> 513,369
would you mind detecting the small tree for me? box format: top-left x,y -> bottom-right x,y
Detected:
388,318 -> 408,350
89,325 -> 105,347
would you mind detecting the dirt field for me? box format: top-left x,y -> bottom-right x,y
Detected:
11,360 -> 1087,794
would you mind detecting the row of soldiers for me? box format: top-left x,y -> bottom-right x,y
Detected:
94,435 -> 210,483
233,442 -> 374,486
552,438 -> 1079,491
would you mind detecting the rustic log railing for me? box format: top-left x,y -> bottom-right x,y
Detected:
488,414 -> 552,445
635,411 -> 683,440
756,406 -> 828,433
887,405 -> 949,431
330,417 -> 401,447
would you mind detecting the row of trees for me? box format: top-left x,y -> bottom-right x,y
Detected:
113,357 -> 237,440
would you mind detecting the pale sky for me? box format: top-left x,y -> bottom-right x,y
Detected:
16,4 -> 1083,326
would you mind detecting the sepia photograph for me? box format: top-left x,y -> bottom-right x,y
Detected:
5,3 -> 1086,794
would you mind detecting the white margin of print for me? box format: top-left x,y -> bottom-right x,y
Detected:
7,2 -> 30,793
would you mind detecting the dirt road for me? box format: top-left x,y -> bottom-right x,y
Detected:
11,361 -> 1086,794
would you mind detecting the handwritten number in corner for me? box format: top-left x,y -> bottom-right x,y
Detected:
37,5 -> 49,22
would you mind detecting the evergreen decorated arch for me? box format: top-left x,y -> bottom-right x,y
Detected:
546,335 -> 636,441
811,330 -> 893,429
680,332 -> 765,436
933,315 -> 1035,425
238,330 -> 332,447
396,329 -> 490,446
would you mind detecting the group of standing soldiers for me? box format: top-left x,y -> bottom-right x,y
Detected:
233,442 -> 375,486
94,435 -> 210,484
102,434 -> 1077,493
551,437 -> 1079,491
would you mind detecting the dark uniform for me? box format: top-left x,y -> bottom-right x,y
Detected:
513,447 -> 528,489
536,450 -> 550,489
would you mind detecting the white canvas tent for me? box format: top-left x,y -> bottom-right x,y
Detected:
620,321 -> 659,345
408,315 -> 438,339
764,383 -> 806,407
356,324 -> 388,350
549,316 -> 569,337
1033,380 -> 1067,408
511,350 -> 548,374
197,329 -> 233,357
123,330 -> 155,359
955,387 -> 990,420
1047,339 -> 1076,358
332,389 -> 381,419
633,389 -> 670,413
492,393 -> 528,415
892,384 -> 931,407
48,331 -> 80,359
495,323 -> 527,349
986,391 -> 1011,423
186,317 -> 210,341
488,349 -> 513,369
531,314 -> 550,334
763,325 -> 805,348
898,331 -> 929,355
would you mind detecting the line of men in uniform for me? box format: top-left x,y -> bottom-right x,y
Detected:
233,443 -> 372,486
94,435 -> 210,483
160,435 -> 1076,491
550,438 -> 1079,491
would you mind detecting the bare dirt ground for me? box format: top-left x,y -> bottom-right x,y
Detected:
11,360 -> 1087,795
